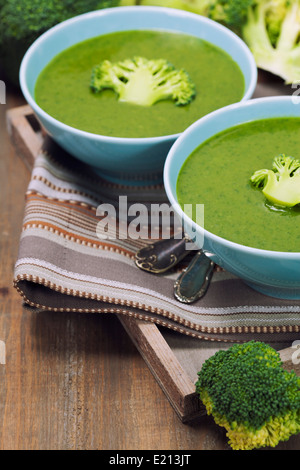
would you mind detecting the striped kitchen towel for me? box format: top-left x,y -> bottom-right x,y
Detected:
13,139 -> 300,343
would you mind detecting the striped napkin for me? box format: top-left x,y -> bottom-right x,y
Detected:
13,138 -> 300,343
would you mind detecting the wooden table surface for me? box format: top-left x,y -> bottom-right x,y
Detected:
0,82 -> 299,451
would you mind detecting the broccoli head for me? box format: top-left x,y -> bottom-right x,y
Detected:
196,341 -> 300,450
242,0 -> 300,84
120,0 -> 252,26
263,0 -> 289,46
90,56 -> 196,107
0,0 -> 120,86
250,154 -> 300,208
208,0 -> 254,30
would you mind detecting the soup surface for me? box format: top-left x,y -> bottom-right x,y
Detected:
35,30 -> 245,138
177,118 -> 300,252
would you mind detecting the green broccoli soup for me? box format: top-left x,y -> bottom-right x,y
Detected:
176,117 -> 300,252
34,30 -> 245,138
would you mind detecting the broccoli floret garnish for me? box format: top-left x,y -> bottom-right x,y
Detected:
90,57 -> 196,107
196,341 -> 300,451
250,154 -> 300,208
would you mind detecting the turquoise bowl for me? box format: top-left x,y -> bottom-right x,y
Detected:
19,6 -> 257,186
164,96 -> 300,300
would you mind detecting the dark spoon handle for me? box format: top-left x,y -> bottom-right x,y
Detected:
135,235 -> 190,274
174,251 -> 215,303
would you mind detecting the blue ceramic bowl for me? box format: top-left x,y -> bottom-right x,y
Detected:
164,96 -> 300,300
19,6 -> 257,186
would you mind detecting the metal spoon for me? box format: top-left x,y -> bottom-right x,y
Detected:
135,236 -> 215,303
174,250 -> 215,304
134,234 -> 190,274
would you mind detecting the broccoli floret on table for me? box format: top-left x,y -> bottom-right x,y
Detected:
250,154 -> 300,208
196,340 -> 300,450
90,56 -> 196,107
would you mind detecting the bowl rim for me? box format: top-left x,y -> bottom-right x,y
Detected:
163,95 -> 300,259
19,5 -> 257,145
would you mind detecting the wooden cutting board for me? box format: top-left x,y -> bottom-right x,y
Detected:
6,103 -> 300,423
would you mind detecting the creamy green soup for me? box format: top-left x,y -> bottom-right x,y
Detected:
177,118 -> 300,252
35,30 -> 245,138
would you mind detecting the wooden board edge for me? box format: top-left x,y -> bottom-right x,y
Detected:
119,315 -> 206,423
6,104 -> 43,169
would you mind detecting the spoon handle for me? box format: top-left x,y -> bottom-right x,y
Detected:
174,251 -> 215,304
135,235 -> 190,274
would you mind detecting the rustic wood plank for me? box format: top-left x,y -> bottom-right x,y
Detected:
120,316 -> 206,422
6,104 -> 43,169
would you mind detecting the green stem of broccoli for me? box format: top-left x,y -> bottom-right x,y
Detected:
276,1 -> 300,52
242,4 -> 275,63
261,169 -> 300,207
250,154 -> 300,208
242,1 -> 300,83
119,66 -> 160,106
